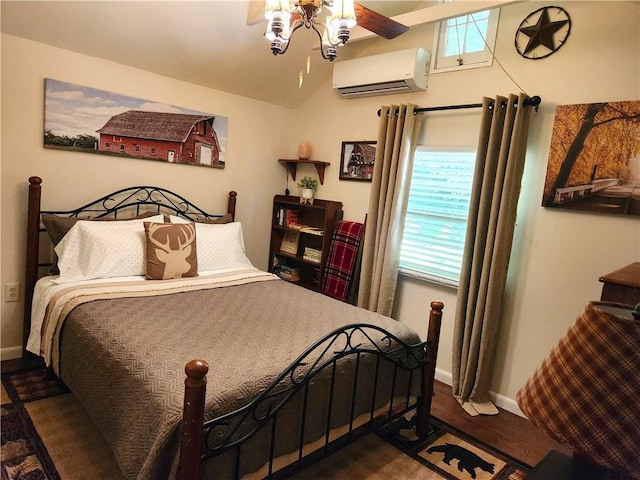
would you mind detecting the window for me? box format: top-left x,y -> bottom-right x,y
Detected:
399,148 -> 476,287
430,9 -> 499,72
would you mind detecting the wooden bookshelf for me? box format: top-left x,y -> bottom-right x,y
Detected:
269,195 -> 343,291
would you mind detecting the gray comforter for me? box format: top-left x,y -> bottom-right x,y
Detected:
56,276 -> 423,479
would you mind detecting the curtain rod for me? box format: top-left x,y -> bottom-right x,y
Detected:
377,95 -> 541,117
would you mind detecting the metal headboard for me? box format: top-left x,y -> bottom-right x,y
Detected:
23,176 -> 237,355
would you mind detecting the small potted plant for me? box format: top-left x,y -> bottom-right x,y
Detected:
297,176 -> 318,204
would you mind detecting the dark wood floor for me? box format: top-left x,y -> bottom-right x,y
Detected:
431,380 -> 571,467
2,357 -> 569,469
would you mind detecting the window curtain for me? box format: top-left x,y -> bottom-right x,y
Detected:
452,93 -> 534,416
358,104 -> 424,316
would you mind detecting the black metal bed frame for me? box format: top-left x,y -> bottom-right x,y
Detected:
24,176 -> 443,480
201,323 -> 430,479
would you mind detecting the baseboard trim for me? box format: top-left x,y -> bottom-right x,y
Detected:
434,368 -> 525,418
1,346 -> 23,361
434,368 -> 452,386
491,391 -> 525,417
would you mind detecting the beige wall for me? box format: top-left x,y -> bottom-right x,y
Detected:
2,1 -> 639,415
1,33 -> 293,357
289,1 -> 640,413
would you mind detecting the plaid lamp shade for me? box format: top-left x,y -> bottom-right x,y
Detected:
516,302 -> 640,478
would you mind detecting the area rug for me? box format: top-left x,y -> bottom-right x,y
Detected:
377,414 -> 529,480
2,367 -> 530,480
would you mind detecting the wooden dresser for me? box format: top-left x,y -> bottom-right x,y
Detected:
598,262 -> 640,305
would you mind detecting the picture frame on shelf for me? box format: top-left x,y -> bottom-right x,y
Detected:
339,141 -> 376,181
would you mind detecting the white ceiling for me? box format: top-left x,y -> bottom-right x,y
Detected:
0,1 -> 516,108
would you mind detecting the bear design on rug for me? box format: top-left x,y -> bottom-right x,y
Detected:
427,443 -> 495,479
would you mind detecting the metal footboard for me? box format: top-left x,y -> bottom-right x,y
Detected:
179,301 -> 443,480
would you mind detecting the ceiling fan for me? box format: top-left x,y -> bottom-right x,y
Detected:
264,0 -> 409,61
353,2 -> 409,40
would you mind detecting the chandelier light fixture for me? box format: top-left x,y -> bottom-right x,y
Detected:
265,0 -> 357,61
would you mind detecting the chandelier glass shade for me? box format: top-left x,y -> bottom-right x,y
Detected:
264,0 -> 357,61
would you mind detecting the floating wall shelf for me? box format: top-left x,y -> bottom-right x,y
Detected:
278,159 -> 330,184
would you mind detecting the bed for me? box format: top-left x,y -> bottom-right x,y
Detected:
22,176 -> 444,480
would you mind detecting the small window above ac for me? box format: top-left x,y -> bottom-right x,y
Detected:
430,8 -> 500,73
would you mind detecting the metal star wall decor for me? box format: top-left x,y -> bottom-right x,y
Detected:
515,6 -> 571,59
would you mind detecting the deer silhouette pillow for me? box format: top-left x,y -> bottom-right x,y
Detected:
144,222 -> 198,280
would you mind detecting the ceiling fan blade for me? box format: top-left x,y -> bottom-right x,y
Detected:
354,3 -> 409,40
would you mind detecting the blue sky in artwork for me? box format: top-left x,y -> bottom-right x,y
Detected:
44,78 -> 227,161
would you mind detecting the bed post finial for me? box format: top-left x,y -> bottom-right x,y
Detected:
416,300 -> 444,438
185,359 -> 208,383
178,359 -> 209,480
430,301 -> 444,312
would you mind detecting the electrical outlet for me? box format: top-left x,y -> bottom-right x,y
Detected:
5,282 -> 20,303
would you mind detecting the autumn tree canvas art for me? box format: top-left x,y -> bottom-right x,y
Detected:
542,100 -> 640,216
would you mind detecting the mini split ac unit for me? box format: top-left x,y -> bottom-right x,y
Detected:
332,47 -> 431,98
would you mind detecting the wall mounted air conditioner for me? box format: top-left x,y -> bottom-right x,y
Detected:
332,47 -> 431,98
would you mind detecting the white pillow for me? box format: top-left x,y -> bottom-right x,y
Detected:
55,215 -> 165,282
172,220 -> 253,272
169,215 -> 195,224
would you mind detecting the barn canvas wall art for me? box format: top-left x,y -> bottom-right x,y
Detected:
44,78 -> 228,168
542,100 -> 640,216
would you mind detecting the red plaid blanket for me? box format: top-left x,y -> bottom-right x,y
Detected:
321,221 -> 364,302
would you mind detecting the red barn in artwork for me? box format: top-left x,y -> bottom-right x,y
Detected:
97,110 -> 222,167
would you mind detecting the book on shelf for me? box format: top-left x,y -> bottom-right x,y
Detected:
285,209 -> 301,228
278,265 -> 301,281
303,247 -> 322,264
288,222 -> 307,230
300,226 -> 323,236
271,254 -> 282,275
280,230 -> 300,255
